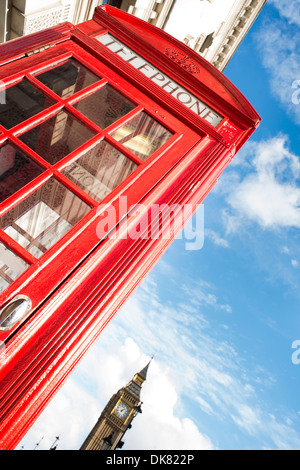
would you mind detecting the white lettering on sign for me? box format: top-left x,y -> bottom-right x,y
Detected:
95,33 -> 223,128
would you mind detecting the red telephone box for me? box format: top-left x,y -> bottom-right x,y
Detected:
0,6 -> 260,449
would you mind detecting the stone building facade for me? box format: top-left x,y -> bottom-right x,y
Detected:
1,0 -> 266,70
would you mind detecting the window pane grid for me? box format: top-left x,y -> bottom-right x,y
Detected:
1,48 -> 179,140
62,101 -> 107,134
0,169 -> 53,218
0,104 -> 176,213
1,100 -> 64,136
2,209 -> 72,259
0,238 -> 31,295
110,111 -> 176,163
0,56 -> 177,215
52,169 -> 101,207
0,165 -> 98,220
25,50 -> 73,78
97,104 -> 144,134
0,229 -> 36,265
51,134 -> 108,173
17,108 -> 98,165
0,178 -> 92,264
28,72 -> 108,110
104,134 -> 144,167
9,221 -> 47,255
0,85 -> 150,215
71,83 -> 138,131
32,55 -> 103,98
0,78 -> 57,131
0,45 -> 181,299
60,139 -> 139,204
11,103 -> 65,138
64,78 -> 108,104
70,46 -> 109,78
6,134 -> 53,170
23,61 -> 175,157
108,130 -> 179,166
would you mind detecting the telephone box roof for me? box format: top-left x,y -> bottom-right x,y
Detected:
94,5 -> 261,129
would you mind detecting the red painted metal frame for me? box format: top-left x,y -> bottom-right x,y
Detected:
0,6 -> 260,449
0,39 -> 199,343
91,6 -> 260,134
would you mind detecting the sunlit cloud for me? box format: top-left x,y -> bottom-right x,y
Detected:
256,3 -> 300,124
205,228 -> 229,248
269,0 -> 300,27
223,136 -> 300,231
18,266 -> 300,450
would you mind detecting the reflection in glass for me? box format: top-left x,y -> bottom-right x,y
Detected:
36,59 -> 101,98
112,112 -> 173,161
73,84 -> 136,129
19,109 -> 97,165
0,142 -> 44,203
63,140 -> 137,202
0,79 -> 55,129
0,242 -> 29,294
0,178 -> 91,258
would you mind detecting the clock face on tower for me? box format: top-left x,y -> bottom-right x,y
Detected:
115,402 -> 129,419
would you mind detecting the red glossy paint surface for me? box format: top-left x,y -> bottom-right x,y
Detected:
0,6 -> 260,449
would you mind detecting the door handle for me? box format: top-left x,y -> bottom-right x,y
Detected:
0,296 -> 32,331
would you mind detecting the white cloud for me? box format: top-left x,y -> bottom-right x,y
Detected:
232,404 -> 262,435
124,359 -> 214,450
17,333 -> 214,451
225,136 -> 300,231
93,276 -> 300,449
269,0 -> 300,27
17,375 -> 101,450
181,279 -> 232,314
17,269 -> 300,450
256,5 -> 300,124
205,228 -> 229,248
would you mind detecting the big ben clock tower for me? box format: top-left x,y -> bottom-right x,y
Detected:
80,360 -> 151,450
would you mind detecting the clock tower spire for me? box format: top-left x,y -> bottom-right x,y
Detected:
80,359 -> 151,450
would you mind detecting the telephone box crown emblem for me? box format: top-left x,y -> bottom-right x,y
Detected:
165,48 -> 200,74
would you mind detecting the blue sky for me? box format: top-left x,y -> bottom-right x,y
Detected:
18,0 -> 300,450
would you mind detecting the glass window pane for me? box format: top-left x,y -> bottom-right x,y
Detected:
0,242 -> 29,294
19,109 -> 97,165
0,178 -> 91,258
0,79 -> 56,129
0,142 -> 45,203
36,59 -> 101,98
73,84 -> 136,129
111,112 -> 173,161
96,32 -> 223,128
62,140 -> 138,202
